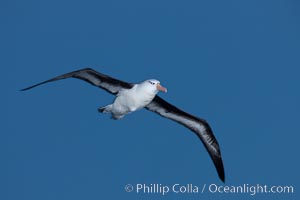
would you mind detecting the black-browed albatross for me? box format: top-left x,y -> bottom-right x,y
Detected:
21,68 -> 225,182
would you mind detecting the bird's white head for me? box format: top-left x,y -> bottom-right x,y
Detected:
143,79 -> 167,93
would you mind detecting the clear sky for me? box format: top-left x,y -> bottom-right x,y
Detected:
1,0 -> 299,199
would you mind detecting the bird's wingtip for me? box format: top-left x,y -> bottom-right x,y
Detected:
217,162 -> 225,183
20,87 -> 28,91
220,173 -> 225,183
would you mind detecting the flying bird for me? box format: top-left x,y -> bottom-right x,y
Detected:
21,68 -> 225,182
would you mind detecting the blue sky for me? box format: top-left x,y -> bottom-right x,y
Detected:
1,0 -> 299,199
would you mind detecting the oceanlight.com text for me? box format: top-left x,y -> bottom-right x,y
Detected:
207,183 -> 294,195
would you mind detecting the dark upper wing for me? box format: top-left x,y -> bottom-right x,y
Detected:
21,68 -> 133,94
146,96 -> 225,182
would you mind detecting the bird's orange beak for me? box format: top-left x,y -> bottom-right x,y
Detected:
157,83 -> 167,93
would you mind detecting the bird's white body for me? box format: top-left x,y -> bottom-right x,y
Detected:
99,79 -> 166,119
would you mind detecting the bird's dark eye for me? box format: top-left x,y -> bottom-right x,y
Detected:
148,81 -> 155,85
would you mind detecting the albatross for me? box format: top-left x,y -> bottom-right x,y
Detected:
21,68 -> 225,182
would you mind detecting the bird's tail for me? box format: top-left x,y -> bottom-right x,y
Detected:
98,104 -> 112,113
98,104 -> 124,120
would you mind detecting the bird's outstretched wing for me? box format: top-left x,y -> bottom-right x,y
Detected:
146,96 -> 225,182
21,68 -> 134,94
